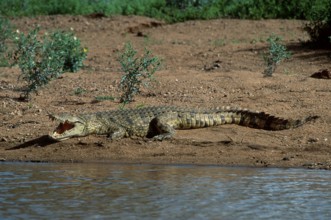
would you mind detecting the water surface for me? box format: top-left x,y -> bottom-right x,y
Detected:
1,162 -> 331,219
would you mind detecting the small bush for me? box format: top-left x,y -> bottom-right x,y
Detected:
49,30 -> 87,72
303,0 -> 331,48
118,42 -> 160,104
13,27 -> 87,100
262,35 -> 291,77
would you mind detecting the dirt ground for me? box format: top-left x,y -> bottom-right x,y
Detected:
1,15 -> 330,169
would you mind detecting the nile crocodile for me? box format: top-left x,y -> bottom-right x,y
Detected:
48,106 -> 318,141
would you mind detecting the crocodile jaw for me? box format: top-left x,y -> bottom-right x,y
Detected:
48,114 -> 87,141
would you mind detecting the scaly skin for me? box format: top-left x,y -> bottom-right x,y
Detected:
48,106 -> 318,141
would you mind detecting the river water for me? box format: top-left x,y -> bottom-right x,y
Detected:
0,162 -> 331,219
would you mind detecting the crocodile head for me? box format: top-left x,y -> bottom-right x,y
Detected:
48,114 -> 88,141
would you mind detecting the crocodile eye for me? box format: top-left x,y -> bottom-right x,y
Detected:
55,121 -> 75,134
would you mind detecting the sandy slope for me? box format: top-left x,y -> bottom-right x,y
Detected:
1,15 -> 330,169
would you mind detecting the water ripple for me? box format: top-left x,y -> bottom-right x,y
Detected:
0,163 -> 331,219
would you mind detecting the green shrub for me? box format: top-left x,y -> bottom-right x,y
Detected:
49,30 -> 87,72
303,0 -> 331,48
13,27 -> 87,100
262,35 -> 291,77
13,27 -> 63,99
118,42 -> 160,104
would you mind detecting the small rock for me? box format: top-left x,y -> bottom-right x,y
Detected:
308,137 -> 319,143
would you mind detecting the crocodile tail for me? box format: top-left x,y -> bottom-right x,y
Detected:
234,110 -> 319,130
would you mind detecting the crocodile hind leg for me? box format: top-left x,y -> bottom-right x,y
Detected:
148,114 -> 177,141
107,126 -> 127,140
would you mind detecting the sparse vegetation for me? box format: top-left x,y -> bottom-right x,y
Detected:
1,1 -> 330,48
118,42 -> 160,104
13,27 -> 87,100
0,0 -> 330,23
211,38 -> 226,47
0,0 -> 330,102
74,87 -> 86,95
262,35 -> 291,77
0,17 -> 13,66
94,96 -> 115,101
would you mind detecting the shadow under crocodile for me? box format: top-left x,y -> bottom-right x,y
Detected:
6,135 -> 58,150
